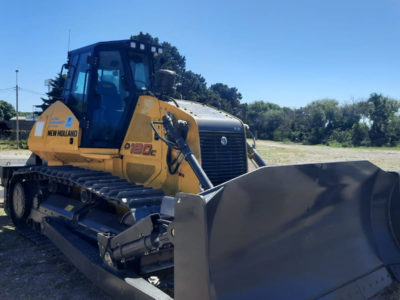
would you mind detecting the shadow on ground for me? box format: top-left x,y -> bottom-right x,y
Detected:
0,199 -> 110,300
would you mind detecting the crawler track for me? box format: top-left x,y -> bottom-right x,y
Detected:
5,165 -> 165,255
10,165 -> 164,214
3,165 -> 173,298
17,226 -> 61,257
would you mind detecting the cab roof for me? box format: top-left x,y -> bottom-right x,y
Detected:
68,39 -> 163,56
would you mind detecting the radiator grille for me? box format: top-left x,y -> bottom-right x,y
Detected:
199,131 -> 247,186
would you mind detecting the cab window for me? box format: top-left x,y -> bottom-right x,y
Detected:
86,50 -> 131,147
68,52 -> 91,116
129,53 -> 150,91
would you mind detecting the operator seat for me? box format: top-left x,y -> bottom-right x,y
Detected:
91,81 -> 124,142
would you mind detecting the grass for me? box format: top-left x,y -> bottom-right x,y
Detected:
250,139 -> 400,171
256,147 -> 307,164
261,140 -> 400,171
252,138 -> 400,150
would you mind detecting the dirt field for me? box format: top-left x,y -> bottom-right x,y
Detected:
1,144 -> 400,299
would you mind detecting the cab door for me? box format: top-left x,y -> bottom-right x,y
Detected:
81,49 -> 135,148
64,50 -> 91,129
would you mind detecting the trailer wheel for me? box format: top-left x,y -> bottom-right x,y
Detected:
10,181 -> 32,224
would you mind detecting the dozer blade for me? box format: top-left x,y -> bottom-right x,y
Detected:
173,161 -> 400,300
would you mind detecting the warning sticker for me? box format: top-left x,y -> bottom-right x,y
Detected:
34,121 -> 44,136
65,116 -> 74,129
65,205 -> 74,211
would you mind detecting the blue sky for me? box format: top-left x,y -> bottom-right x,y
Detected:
0,0 -> 399,112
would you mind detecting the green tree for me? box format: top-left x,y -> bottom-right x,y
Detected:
245,101 -> 283,139
39,73 -> 65,111
338,103 -> 363,130
246,101 -> 280,122
234,103 -> 248,121
351,122 -> 370,146
273,107 -> 294,141
0,100 -> 16,120
131,32 -> 243,115
179,70 -> 208,101
209,83 -> 242,114
131,32 -> 186,82
297,99 -> 340,144
367,93 -> 400,146
387,115 -> 400,145
262,109 -> 285,140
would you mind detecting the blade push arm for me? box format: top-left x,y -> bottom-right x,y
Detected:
151,113 -> 214,190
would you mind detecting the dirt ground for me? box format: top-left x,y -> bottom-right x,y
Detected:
0,150 -> 110,299
1,144 -> 400,299
0,202 -> 110,300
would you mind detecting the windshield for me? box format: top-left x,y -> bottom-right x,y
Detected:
128,53 -> 150,91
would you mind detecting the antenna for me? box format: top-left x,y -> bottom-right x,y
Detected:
68,29 -> 71,52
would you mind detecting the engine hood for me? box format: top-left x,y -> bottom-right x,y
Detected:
175,100 -> 243,133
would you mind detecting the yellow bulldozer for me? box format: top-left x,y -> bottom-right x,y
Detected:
2,38 -> 400,299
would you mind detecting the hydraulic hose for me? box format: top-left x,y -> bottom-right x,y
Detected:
162,114 -> 214,190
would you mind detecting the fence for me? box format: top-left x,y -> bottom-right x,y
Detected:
0,120 -> 35,140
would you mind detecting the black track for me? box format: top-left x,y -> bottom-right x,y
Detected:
17,227 -> 61,257
12,165 -> 165,211
5,166 -> 173,299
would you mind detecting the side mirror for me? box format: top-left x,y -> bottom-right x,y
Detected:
60,63 -> 75,74
154,69 -> 176,97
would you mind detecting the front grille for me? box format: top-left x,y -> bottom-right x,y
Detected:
199,131 -> 247,186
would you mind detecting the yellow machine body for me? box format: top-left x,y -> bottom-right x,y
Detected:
28,96 -> 206,196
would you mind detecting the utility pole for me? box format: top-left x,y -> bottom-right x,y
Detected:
15,70 -> 19,149
45,79 -> 51,93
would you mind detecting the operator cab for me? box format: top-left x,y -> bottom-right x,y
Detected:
62,39 -> 163,148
